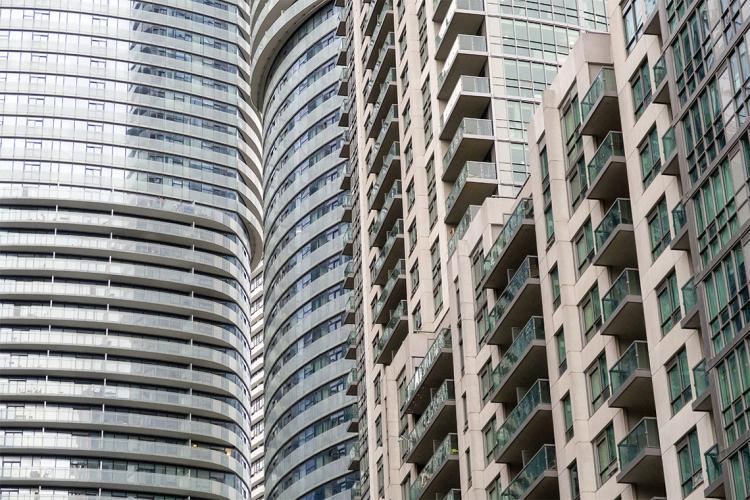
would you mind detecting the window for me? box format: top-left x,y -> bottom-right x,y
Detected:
648,197 -> 671,259
581,285 -> 601,341
667,348 -> 692,414
408,221 -> 417,250
677,428 -> 703,496
413,302 -> 422,330
657,270 -> 681,334
569,461 -> 581,500
561,94 -> 582,167
622,0 -> 643,52
595,423 -> 618,485
550,265 -> 561,309
587,351 -> 609,412
568,157 -> 587,209
377,458 -> 384,498
555,328 -> 567,374
631,60 -> 652,119
574,219 -> 594,275
483,417 -> 496,464
563,392 -> 574,440
375,415 -> 382,447
410,263 -> 420,296
406,181 -> 415,211
639,126 -> 661,186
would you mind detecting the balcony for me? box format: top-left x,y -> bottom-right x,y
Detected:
692,359 -> 712,411
347,411 -> 359,432
408,433 -> 460,500
435,0 -> 486,60
402,379 -> 457,464
371,220 -> 405,285
680,279 -> 700,329
340,162 -> 352,190
482,198 -> 535,289
585,131 -> 628,201
368,7 -> 394,67
370,106 -> 400,175
499,445 -> 557,500
437,35 -> 488,100
448,205 -> 480,256
348,442 -> 360,470
444,161 -> 497,224
670,201 -> 689,251
368,74 -> 398,139
339,128 -> 351,158
643,0 -> 660,35
608,341 -> 654,411
369,142 -> 401,209
344,261 -> 356,289
346,368 -> 359,396
402,329 -> 453,415
345,329 -> 358,360
616,417 -> 663,486
369,34 -> 395,87
369,181 -> 402,246
344,295 -> 356,324
484,256 -> 542,346
342,226 -> 354,256
580,67 -> 620,137
341,194 -> 354,223
600,269 -> 645,339
337,35 -> 350,66
374,299 -> 408,365
652,53 -> 670,104
373,260 -> 406,324
593,199 -> 636,268
487,317 -> 546,404
661,126 -> 680,176
440,76 -> 491,140
494,379 -> 553,466
704,445 -> 726,498
442,118 -> 494,181
338,66 -> 349,96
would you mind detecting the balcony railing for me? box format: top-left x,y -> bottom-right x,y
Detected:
373,259 -> 406,317
488,316 -> 544,396
442,118 -> 493,169
448,205 -> 479,255
499,445 -> 556,500
373,299 -> 407,359
602,269 -> 641,322
594,198 -> 632,250
693,359 -> 709,400
442,75 -> 490,125
482,198 -> 533,276
371,219 -> 404,281
370,180 -> 402,238
445,161 -> 496,214
401,379 -> 455,457
586,131 -> 624,183
610,341 -> 650,393
484,256 -> 539,341
403,329 -> 452,407
581,67 -> 616,122
705,445 -> 721,484
663,126 -> 677,157
682,279 -> 697,312
409,433 -> 459,500
618,417 -> 660,470
437,34 -> 487,88
653,53 -> 667,88
672,202 -> 687,233
494,379 -> 550,454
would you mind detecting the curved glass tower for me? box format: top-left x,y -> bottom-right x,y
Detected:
0,2 -> 262,499
249,1 -> 358,499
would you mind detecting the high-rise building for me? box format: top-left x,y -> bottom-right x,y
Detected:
248,1 -> 359,499
339,0 -> 750,497
0,2 -> 263,499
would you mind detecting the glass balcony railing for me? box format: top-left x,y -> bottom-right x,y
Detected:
484,256 -> 539,340
653,53 -> 667,88
662,126 -> 677,158
436,0 -> 485,47
409,433 -> 459,500
373,259 -> 406,317
594,198 -> 632,250
445,161 -> 496,213
403,329 -> 452,408
439,490 -> 461,500
581,67 -> 616,122
370,180 -> 402,238
672,202 -> 687,233
693,359 -> 709,400
494,379 -> 550,454
448,205 -> 479,255
601,269 -> 641,322
609,341 -> 650,393
618,417 -> 660,470
437,34 -> 487,88
442,118 -> 493,169
371,219 -> 404,280
374,300 -> 407,359
482,198 -> 534,276
443,76 -> 490,124
347,368 -> 358,388
705,445 -> 721,484
586,131 -> 624,183
401,379 -> 455,457
488,317 -> 544,396
499,444 -> 557,500
682,279 -> 697,312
